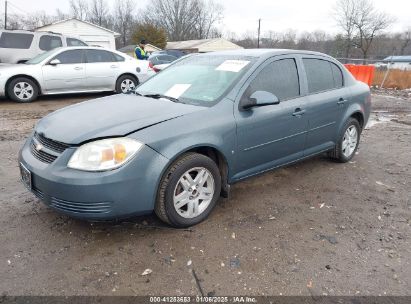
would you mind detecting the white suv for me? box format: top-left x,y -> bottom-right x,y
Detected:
0,30 -> 87,64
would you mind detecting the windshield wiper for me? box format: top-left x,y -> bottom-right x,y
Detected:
143,93 -> 184,104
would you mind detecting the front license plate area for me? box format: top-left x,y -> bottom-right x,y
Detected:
20,163 -> 32,190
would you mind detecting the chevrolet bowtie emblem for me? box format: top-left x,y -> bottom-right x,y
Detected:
36,144 -> 43,151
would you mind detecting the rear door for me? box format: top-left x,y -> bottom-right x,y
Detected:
233,56 -> 309,179
84,49 -> 119,90
301,57 -> 350,155
41,49 -> 85,93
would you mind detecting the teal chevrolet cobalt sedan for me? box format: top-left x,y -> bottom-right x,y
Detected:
19,49 -> 371,227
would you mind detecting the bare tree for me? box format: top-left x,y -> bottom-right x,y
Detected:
334,0 -> 357,57
399,28 -> 411,55
88,0 -> 109,27
334,0 -> 394,61
144,0 -> 223,41
114,0 -> 136,47
70,0 -> 89,20
195,0 -> 223,39
352,0 -> 394,62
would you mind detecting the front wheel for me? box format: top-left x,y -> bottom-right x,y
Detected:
155,153 -> 221,227
7,77 -> 39,103
116,75 -> 138,94
329,118 -> 361,163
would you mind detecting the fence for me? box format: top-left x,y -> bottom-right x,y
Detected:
337,58 -> 411,89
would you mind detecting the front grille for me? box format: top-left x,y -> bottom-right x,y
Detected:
34,132 -> 69,153
30,141 -> 57,164
50,197 -> 112,214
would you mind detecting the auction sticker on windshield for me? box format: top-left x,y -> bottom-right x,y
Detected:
165,84 -> 192,99
216,60 -> 250,72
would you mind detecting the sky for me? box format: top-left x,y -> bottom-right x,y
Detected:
2,0 -> 411,36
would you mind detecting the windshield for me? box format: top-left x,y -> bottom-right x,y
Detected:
25,49 -> 60,64
136,54 -> 255,106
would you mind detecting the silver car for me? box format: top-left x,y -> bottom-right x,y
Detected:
0,46 -> 155,102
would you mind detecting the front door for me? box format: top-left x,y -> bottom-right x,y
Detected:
41,49 -> 85,93
233,57 -> 308,180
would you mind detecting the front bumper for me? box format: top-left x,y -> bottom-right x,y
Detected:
18,136 -> 169,220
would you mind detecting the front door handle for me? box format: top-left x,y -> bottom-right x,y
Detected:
292,108 -> 306,117
337,98 -> 348,105
74,66 -> 83,70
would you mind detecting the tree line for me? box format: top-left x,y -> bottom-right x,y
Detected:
1,0 -> 223,48
1,0 -> 410,60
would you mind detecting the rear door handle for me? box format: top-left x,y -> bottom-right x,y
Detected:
337,98 -> 348,105
292,108 -> 306,117
111,65 -> 119,68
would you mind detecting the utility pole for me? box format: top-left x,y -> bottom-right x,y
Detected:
4,1 -> 7,30
257,19 -> 261,48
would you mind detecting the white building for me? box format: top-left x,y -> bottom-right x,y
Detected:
36,18 -> 121,50
381,56 -> 411,70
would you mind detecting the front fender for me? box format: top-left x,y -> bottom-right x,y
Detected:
129,99 -> 237,177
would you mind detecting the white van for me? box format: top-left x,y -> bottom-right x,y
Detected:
0,30 -> 87,64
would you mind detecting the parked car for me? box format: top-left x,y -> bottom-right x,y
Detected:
149,53 -> 178,66
19,49 -> 371,227
0,46 -> 155,102
0,30 -> 87,64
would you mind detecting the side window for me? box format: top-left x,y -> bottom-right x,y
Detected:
39,35 -> 63,51
66,38 -> 87,47
52,50 -> 84,64
303,58 -> 336,93
331,63 -> 344,88
113,53 -> 125,62
242,58 -> 300,102
86,50 -> 115,63
0,32 -> 34,49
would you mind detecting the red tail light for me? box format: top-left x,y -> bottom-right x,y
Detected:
149,62 -> 160,73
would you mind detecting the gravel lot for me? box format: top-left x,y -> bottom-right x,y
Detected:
0,92 -> 410,296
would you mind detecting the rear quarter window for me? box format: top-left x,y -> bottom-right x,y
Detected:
0,32 -> 34,49
39,35 -> 63,51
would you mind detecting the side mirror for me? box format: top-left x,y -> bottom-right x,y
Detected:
242,91 -> 280,110
49,59 -> 61,66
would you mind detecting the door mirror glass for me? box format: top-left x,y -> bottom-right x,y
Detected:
49,59 -> 61,65
242,91 -> 280,110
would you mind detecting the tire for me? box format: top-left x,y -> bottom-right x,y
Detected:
7,77 -> 39,103
155,153 -> 222,228
329,118 -> 361,163
116,75 -> 138,94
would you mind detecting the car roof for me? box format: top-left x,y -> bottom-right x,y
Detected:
199,48 -> 334,59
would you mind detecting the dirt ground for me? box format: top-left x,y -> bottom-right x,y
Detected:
0,92 -> 410,296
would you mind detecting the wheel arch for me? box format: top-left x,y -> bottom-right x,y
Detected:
116,73 -> 139,85
5,74 -> 42,96
161,144 -> 231,198
350,111 -> 365,130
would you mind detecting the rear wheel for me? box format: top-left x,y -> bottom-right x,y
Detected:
329,118 -> 361,163
7,77 -> 39,103
155,153 -> 221,227
116,75 -> 138,93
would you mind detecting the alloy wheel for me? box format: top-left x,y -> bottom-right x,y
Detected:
173,167 -> 215,219
342,125 -> 358,158
14,82 -> 34,101
120,79 -> 136,93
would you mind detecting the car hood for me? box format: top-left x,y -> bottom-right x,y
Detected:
35,94 -> 205,145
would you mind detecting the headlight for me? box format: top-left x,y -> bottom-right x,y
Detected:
68,138 -> 143,171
